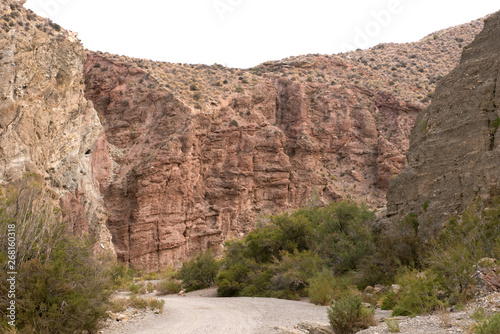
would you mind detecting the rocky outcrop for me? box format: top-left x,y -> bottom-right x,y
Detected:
387,11 -> 500,237
83,17 -> 483,269
0,0 -> 113,251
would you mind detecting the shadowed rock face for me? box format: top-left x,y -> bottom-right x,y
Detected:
387,11 -> 500,238
0,0 -> 113,252
84,16 -> 482,268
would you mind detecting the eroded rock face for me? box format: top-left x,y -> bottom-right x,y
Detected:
84,16 -> 481,268
0,0 -> 113,252
387,11 -> 500,238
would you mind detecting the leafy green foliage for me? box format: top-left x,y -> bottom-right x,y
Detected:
474,313 -> 500,334
179,250 -> 221,292
308,269 -> 354,305
0,176 -> 115,333
327,294 -> 375,334
216,201 -> 376,299
427,200 -> 500,301
381,290 -> 398,310
391,269 -> 443,317
156,278 -> 182,295
312,201 -> 376,274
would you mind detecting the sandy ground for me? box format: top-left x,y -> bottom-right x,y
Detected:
101,288 -> 330,334
102,289 -> 500,334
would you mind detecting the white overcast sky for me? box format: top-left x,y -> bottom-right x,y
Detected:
24,0 -> 499,68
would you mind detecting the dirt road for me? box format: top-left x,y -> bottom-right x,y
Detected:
102,289 -> 329,334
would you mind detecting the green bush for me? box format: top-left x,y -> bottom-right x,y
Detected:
391,269 -> 442,317
312,201 -> 376,274
427,201 -> 500,301
215,200 -> 377,299
180,250 -> 221,292
156,278 -> 182,295
129,294 -> 149,309
269,250 -> 321,293
381,290 -> 398,310
148,298 -> 166,314
308,269 -> 353,305
474,313 -> 500,334
0,176 -> 114,333
110,262 -> 135,290
128,295 -> 164,313
129,282 -> 142,294
327,294 -> 375,334
375,213 -> 422,271
109,297 -> 129,312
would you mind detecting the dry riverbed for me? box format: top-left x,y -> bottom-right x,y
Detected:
101,288 -> 330,334
101,289 -> 500,334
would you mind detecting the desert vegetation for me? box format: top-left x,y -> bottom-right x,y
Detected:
0,175 -> 115,333
0,175 -> 170,333
2,174 -> 498,333
167,198 -> 500,333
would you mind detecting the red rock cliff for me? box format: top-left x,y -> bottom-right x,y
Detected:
83,17 -> 483,269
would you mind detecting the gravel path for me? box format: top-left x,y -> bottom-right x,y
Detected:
102,290 -> 500,334
102,289 -> 329,334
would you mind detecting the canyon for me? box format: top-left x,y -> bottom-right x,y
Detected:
0,0 -> 490,269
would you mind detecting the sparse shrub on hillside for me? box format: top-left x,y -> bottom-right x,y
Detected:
179,250 -> 221,292
327,294 -> 375,334
193,92 -> 202,100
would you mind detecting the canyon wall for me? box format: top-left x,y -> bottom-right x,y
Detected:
0,0 -> 489,269
387,11 -> 500,237
0,0 -> 113,251
84,18 -> 482,269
